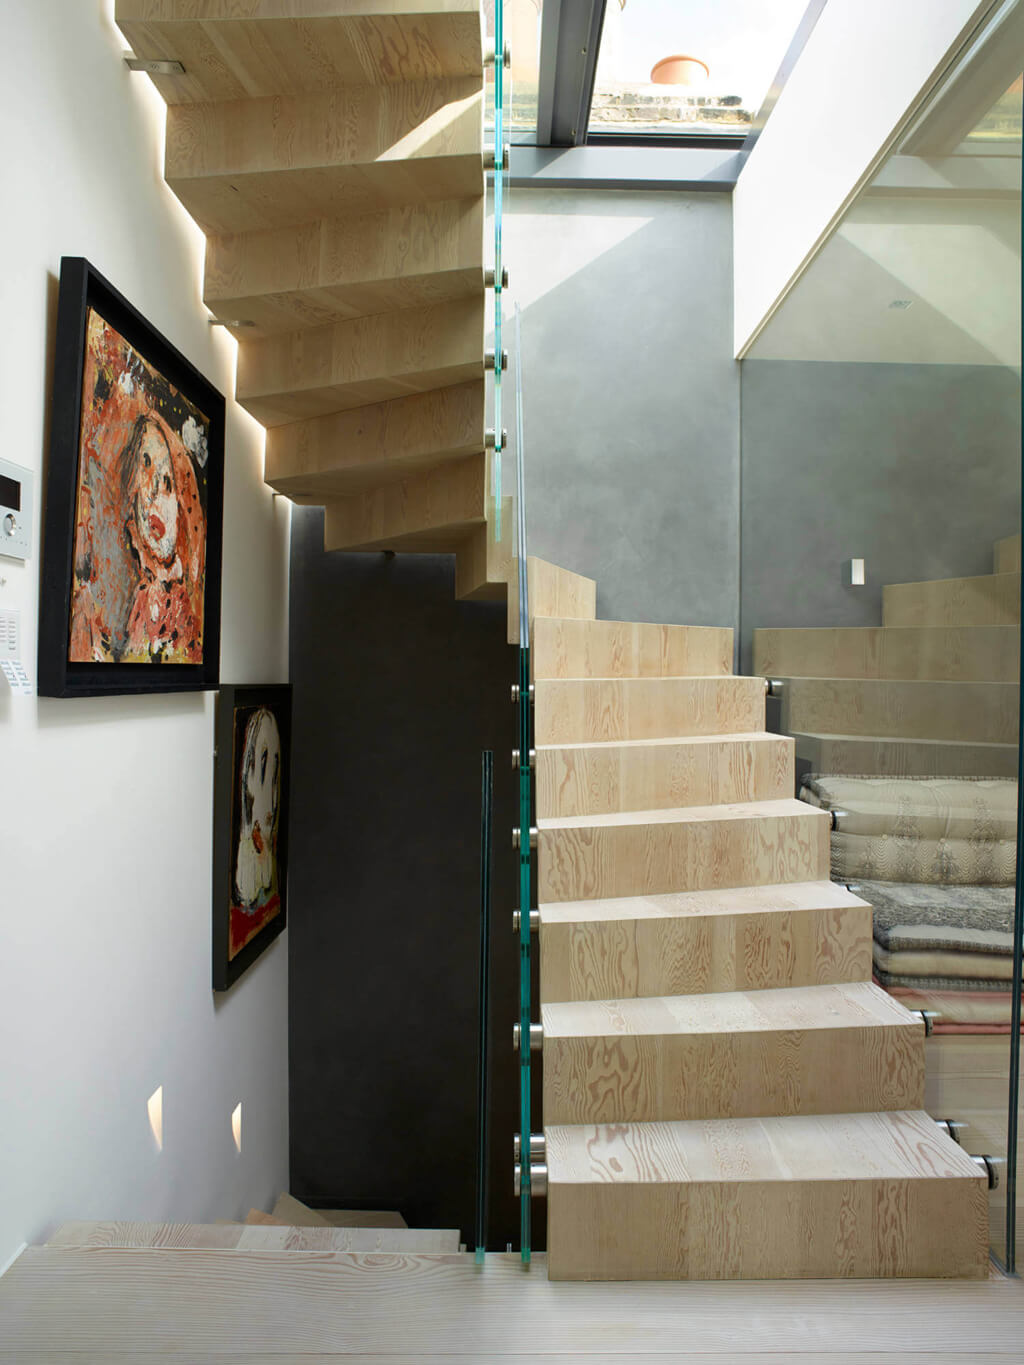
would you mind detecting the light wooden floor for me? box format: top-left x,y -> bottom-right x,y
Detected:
1,1249 -> 1022,1362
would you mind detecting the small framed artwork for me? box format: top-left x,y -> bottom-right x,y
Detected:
39,257 -> 225,697
213,684 -> 292,991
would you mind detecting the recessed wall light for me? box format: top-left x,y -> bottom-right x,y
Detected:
147,1086 -> 164,1152
232,1102 -> 243,1154
889,299 -> 914,310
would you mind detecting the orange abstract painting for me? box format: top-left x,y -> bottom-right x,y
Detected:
69,308 -> 210,665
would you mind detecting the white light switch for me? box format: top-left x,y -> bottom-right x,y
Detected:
844,558 -> 865,587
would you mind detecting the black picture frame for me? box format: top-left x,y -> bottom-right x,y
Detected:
39,256 -> 225,697
213,684 -> 292,991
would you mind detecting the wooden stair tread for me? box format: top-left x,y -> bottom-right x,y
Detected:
882,571 -> 1019,628
265,382 -> 485,498
542,981 -> 912,1039
791,731 -> 1018,778
544,1110 -> 982,1185
539,796 -> 821,832
236,298 -> 484,426
777,676 -> 1018,743
321,451 -> 485,550
539,880 -> 872,1001
204,200 -> 485,336
535,732 -> 795,817
535,675 -> 766,744
116,2 -> 484,104
532,617 -> 733,680
754,623 -> 1019,682
46,1221 -> 459,1252
539,878 -> 867,925
164,82 -> 483,235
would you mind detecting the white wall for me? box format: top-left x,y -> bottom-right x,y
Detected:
0,2 -> 290,1267
732,0 -> 993,356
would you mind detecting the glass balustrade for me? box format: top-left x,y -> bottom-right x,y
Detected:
741,0 -> 1023,1269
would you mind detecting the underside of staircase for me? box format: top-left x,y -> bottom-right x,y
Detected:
109,0 -> 988,1283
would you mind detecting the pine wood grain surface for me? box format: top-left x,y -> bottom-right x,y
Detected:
532,617 -> 733,680
754,624 -> 1019,683
539,880 -> 872,1001
205,198 -> 485,334
2,1248 -> 1018,1355
791,731 -> 1018,778
536,732 -> 794,818
535,676 -> 766,745
236,297 -> 484,426
778,678 -> 1019,743
115,3 -> 484,103
541,982 -> 924,1123
265,381 -> 485,497
537,799 -> 830,903
882,573 -> 1020,628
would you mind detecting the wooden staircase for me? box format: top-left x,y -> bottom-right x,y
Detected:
110,1 -> 989,1284
532,616 -> 988,1280
115,0 -> 582,641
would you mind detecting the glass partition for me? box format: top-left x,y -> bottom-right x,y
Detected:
484,0 -> 537,1265
741,0 -> 1023,1269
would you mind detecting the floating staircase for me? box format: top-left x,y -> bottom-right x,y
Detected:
115,0 -> 582,646
105,0 -> 990,1285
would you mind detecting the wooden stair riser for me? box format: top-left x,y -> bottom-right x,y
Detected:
538,802 -> 829,903
204,199 -> 485,335
792,731 -> 1018,779
536,734 -> 794,818
777,677 -> 1019,744
322,452 -> 484,550
541,985 -> 924,1124
115,3 -> 486,103
265,381 -> 485,499
754,625 -> 1019,683
535,676 -> 766,746
546,1172 -> 987,1281
507,558 -> 599,645
455,496 -> 514,600
539,892 -> 872,1002
236,298 -> 484,426
882,573 -> 1019,628
165,81 -> 483,234
533,618 -> 733,680
994,532 -> 1021,574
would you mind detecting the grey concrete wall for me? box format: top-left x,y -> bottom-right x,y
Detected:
740,359 -> 1021,673
509,189 -> 741,634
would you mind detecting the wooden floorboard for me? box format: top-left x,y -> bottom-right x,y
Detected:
0,1250 -> 1022,1356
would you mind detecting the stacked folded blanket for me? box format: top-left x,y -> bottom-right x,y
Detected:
800,774 -> 1017,884
855,880 -> 1017,1030
798,775 -> 1020,1033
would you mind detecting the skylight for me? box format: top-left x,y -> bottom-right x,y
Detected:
589,0 -> 809,138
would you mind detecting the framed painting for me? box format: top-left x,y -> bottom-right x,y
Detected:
213,684 -> 292,991
39,257 -> 225,697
